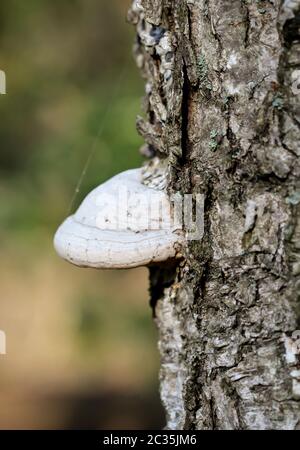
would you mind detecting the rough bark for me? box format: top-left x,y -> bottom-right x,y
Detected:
129,0 -> 300,429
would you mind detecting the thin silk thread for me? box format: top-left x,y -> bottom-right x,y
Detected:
67,65 -> 128,215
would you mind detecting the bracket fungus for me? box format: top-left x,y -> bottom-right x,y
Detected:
54,167 -> 184,269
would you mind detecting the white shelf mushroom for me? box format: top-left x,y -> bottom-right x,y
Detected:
54,168 -> 183,269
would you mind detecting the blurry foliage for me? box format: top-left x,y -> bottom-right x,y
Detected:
0,0 -> 143,237
75,292 -> 155,355
0,1 -> 163,429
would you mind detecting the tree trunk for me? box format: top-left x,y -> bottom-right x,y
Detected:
128,0 -> 300,430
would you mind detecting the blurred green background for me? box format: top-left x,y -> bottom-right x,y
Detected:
0,0 -> 164,429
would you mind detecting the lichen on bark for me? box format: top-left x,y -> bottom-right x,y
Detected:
129,0 -> 300,429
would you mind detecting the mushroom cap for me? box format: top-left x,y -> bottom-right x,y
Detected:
54,168 -> 182,269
